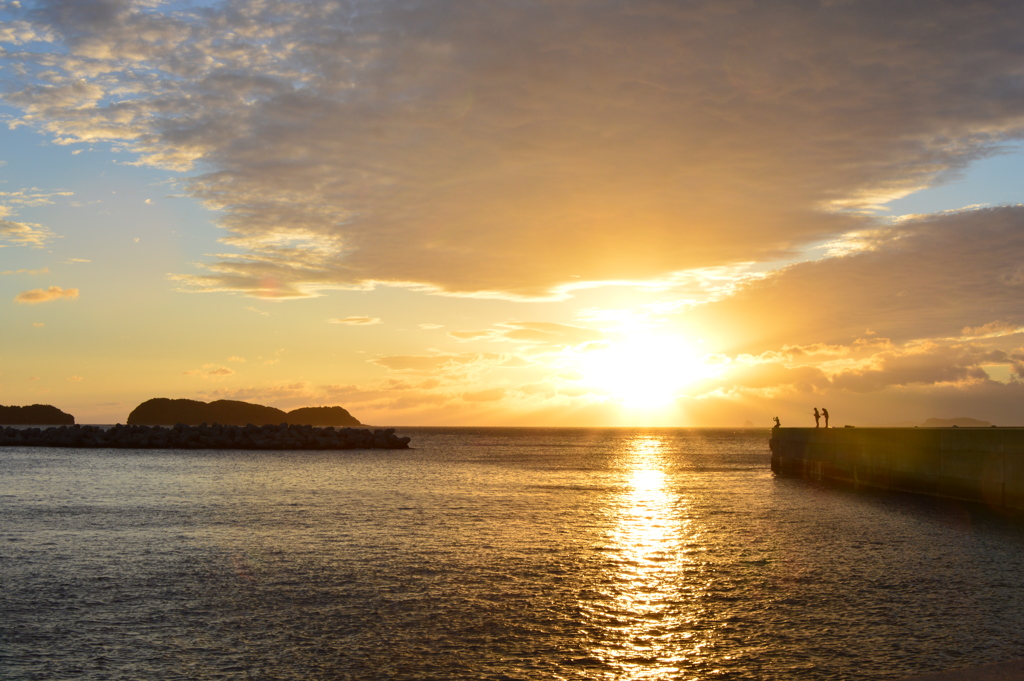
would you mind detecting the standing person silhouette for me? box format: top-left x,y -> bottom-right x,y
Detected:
822,408 -> 829,428
813,407 -> 820,428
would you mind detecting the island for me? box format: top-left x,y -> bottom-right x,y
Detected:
1,398 -> 410,450
0,404 -> 75,425
126,398 -> 361,427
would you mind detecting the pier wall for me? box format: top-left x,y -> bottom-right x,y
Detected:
769,427 -> 1024,512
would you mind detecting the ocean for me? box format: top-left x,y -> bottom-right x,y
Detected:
2,427 -> 1023,680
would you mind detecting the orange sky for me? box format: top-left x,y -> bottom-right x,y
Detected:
4,0 -> 1024,427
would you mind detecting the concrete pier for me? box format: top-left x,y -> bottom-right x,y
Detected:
769,427 -> 1024,512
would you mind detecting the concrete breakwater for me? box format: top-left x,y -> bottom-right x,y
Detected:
769,427 -> 1024,512
0,423 -> 411,450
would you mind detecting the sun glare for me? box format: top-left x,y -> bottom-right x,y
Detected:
578,331 -> 718,409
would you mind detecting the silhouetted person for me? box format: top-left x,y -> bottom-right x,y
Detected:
813,408 -> 820,428
773,416 -> 781,429
822,408 -> 829,428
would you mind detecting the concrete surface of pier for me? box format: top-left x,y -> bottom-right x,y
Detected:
769,427 -> 1024,512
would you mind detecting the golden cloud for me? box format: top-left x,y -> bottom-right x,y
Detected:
328,316 -> 382,325
461,388 -> 506,402
14,286 -> 79,304
1,267 -> 49,275
370,352 -> 504,373
1,220 -> 57,248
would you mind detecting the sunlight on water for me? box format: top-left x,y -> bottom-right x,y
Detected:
582,436 -> 716,679
5,430 -> 1024,680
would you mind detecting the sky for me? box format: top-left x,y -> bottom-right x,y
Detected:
3,0 -> 1024,427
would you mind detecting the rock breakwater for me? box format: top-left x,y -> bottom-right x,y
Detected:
0,423 -> 411,450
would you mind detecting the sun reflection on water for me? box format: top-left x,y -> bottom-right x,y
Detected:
580,436 -> 715,679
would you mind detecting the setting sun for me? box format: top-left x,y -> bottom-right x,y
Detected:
578,332 -> 719,409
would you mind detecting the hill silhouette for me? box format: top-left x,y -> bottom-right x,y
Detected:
0,404 -> 75,425
921,417 -> 993,427
876,416 -> 995,427
285,406 -> 363,426
126,398 -> 360,426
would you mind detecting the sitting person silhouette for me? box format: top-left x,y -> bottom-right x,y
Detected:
773,416 -> 781,429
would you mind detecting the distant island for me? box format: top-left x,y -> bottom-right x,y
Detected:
921,417 -> 993,427
877,417 -> 994,428
127,398 -> 361,427
0,404 -> 75,425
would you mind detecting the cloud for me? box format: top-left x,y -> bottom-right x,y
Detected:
462,388 -> 506,402
67,375 -> 82,382
14,285 -> 79,303
0,220 -> 57,248
448,330 -> 496,341
2,267 -> 49,275
0,191 -> 69,248
500,322 -> 604,346
449,321 -> 604,345
828,343 -> 1001,393
184,363 -> 235,380
715,361 -> 832,395
684,207 -> 1024,351
328,316 -> 382,325
961,321 -> 1021,338
689,336 -> 1018,404
370,352 -> 504,373
6,1 -> 1024,299
0,190 -> 73,209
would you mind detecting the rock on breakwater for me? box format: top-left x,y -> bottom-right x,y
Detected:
0,423 -> 411,450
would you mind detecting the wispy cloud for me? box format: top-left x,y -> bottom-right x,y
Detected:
328,316 -> 382,325
0,190 -> 73,208
1,267 -> 48,275
448,322 -> 604,346
183,363 -> 236,380
0,219 -> 57,248
462,388 -> 506,403
371,352 -> 505,373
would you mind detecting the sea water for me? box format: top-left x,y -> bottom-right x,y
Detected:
2,428 -> 1024,680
